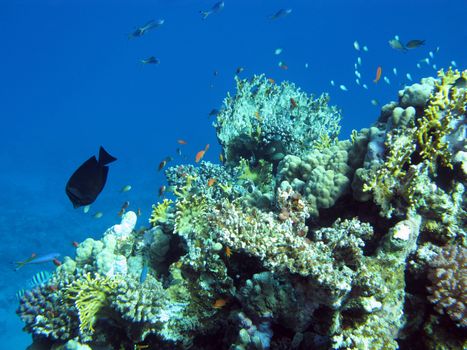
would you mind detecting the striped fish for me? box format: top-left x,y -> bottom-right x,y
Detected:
27,270 -> 52,288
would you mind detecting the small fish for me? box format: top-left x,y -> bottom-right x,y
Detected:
304,63 -> 309,69
362,46 -> 368,52
355,70 -> 361,79
371,99 -> 379,106
355,78 -> 360,86
66,147 -> 116,208
406,39 -> 425,49
388,38 -> 407,52
219,153 -> 224,163
141,56 -> 160,65
406,73 -> 413,81
213,70 -> 219,76
53,258 -> 62,267
212,298 -> 228,309
353,40 -> 360,51
429,51 -> 434,59
267,78 -> 275,85
393,67 -> 398,76
330,80 -> 335,87
225,246 -> 232,258
129,19 -> 164,39
177,139 -> 187,145
118,201 -> 130,216
270,8 -> 292,20
453,77 -> 467,89
236,66 -> 244,74
159,185 -> 166,197
383,76 -> 390,85
290,98 -> 297,109
420,58 -> 430,65
120,185 -> 132,193
451,60 -> 457,67
200,1 -> 224,19
274,48 -> 283,55
93,211 -> 103,219
339,85 -> 348,91
374,66 -> 382,83
278,61 -> 288,70
15,253 -> 61,270
140,261 -> 148,284
209,109 -> 220,117
176,148 -> 182,156
432,64 -> 437,70
158,160 -> 167,171
357,57 -> 362,65
195,150 -> 205,163
137,208 -> 142,216
354,63 -> 358,70
83,205 -> 91,214
207,178 -> 217,187
362,84 -> 368,89
28,271 -> 52,288
416,63 -> 421,69
72,241 -> 79,248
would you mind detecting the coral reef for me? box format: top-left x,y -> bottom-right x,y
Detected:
18,70 -> 467,350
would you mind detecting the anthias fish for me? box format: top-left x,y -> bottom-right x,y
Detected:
129,19 -> 164,38
66,146 -> 117,208
200,1 -> 224,19
270,8 -> 292,20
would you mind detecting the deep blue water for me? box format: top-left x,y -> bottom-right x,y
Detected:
0,0 -> 466,347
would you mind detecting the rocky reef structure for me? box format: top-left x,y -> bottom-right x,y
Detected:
18,69 -> 466,349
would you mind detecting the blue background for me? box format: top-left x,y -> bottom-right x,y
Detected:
0,0 -> 465,346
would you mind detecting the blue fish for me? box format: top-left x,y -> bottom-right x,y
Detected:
269,8 -> 292,20
15,253 -> 60,270
140,262 -> 148,284
28,270 -> 52,288
129,19 -> 164,39
200,1 -> 224,19
141,56 -> 160,65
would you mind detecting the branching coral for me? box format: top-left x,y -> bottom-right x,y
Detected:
65,273 -> 119,334
149,199 -> 174,227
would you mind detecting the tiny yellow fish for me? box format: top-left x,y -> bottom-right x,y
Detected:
212,298 -> 228,309
207,178 -> 217,187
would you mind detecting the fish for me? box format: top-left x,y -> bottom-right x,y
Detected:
141,56 -> 160,65
158,160 -> 167,171
93,211 -> 103,219
137,208 -> 142,216
53,259 -> 62,267
339,85 -> 348,91
72,241 -> 79,248
357,57 -> 362,65
129,19 -> 164,39
140,261 -> 148,284
416,63 -> 421,69
362,84 -> 368,89
355,78 -> 360,86
268,78 -> 275,84
219,153 -> 224,163
353,41 -> 360,51
270,8 -> 292,20
406,73 -> 413,81
28,271 -> 52,288
66,146 -> 117,208
213,70 -> 219,76
432,64 -> 437,70
83,205 -> 91,213
200,1 -> 224,19
176,148 -> 182,156
120,185 -> 132,193
362,46 -> 368,52
207,178 -> 217,187
118,201 -> 130,216
451,60 -> 457,67
420,58 -> 430,65
388,38 -> 407,52
355,70 -> 361,79
274,48 -> 283,55
15,253 -> 61,270
304,63 -> 309,69
177,139 -> 187,145
278,61 -> 288,70
290,98 -> 297,109
383,76 -> 390,85
225,246 -> 232,258
209,109 -> 220,117
393,68 -> 398,76
406,39 -> 425,49
195,145 -> 209,163
454,77 -> 467,89
159,185 -> 166,197
371,99 -> 379,106
373,66 -> 382,83
330,80 -> 335,87
212,298 -> 228,309
429,51 -> 434,59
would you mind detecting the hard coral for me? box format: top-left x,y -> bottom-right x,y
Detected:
427,244 -> 466,327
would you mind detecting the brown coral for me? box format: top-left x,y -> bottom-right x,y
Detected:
427,244 -> 466,327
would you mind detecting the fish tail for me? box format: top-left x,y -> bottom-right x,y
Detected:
98,146 -> 117,165
200,11 -> 210,19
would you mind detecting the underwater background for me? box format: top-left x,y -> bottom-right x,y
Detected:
1,0 -> 466,348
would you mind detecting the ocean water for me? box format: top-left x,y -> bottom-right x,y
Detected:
0,0 -> 466,348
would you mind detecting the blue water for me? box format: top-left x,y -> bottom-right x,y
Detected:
1,0 -> 466,347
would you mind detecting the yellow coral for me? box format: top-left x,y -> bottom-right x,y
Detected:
149,199 -> 173,227
66,273 -> 118,334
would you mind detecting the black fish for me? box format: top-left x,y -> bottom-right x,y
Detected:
66,146 -> 117,208
406,39 -> 425,49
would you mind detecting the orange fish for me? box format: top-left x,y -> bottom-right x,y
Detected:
177,139 -> 187,145
212,298 -> 228,309
290,98 -> 297,109
53,258 -> 62,267
225,246 -> 232,258
204,143 -> 210,151
207,178 -> 217,187
374,66 -> 382,83
195,150 -> 205,163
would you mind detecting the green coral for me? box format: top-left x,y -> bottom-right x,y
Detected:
149,199 -> 174,227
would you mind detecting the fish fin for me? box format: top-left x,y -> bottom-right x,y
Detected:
98,146 -> 117,165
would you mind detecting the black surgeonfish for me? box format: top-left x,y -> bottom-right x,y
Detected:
66,146 -> 117,208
